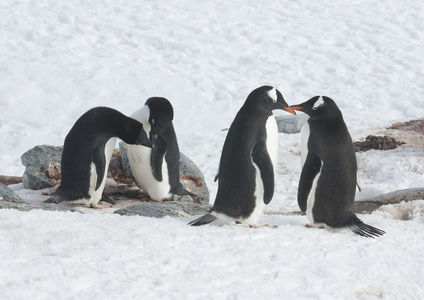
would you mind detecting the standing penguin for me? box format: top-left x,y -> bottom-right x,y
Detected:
45,107 -> 152,208
189,86 -> 296,228
291,96 -> 385,238
125,97 -> 194,201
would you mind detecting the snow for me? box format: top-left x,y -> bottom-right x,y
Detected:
1,0 -> 424,299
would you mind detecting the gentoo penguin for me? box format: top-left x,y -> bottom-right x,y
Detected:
45,107 -> 152,208
125,97 -> 194,201
189,86 -> 296,228
291,96 -> 385,238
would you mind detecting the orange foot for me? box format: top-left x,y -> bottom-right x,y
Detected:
305,224 -> 314,228
90,202 -> 111,209
250,224 -> 278,229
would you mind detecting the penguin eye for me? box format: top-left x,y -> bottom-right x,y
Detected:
151,119 -> 155,125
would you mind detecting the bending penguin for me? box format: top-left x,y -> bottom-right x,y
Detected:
291,96 -> 385,238
189,86 -> 296,228
45,107 -> 152,208
125,97 -> 194,201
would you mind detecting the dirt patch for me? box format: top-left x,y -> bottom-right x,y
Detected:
353,135 -> 405,152
0,175 -> 23,186
389,119 -> 424,134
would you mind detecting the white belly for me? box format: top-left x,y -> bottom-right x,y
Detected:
243,162 -> 265,225
87,137 -> 117,206
300,121 -> 310,167
126,144 -> 171,201
266,116 -> 279,168
243,116 -> 279,225
305,160 -> 323,224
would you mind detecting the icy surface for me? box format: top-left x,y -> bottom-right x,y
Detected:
1,0 -> 424,299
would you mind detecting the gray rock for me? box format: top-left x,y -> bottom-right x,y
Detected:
21,143 -> 209,204
119,142 -> 209,204
0,183 -> 22,201
275,114 -> 309,134
114,201 -> 211,218
178,152 -> 209,205
354,187 -> 424,214
21,145 -> 63,190
119,142 -> 134,178
0,189 -> 75,212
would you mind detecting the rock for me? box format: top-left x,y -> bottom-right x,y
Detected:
275,114 -> 309,134
0,183 -> 22,201
0,182 -> 73,211
114,201 -> 211,218
119,142 -> 209,204
21,145 -> 63,190
20,143 -> 209,204
178,152 -> 209,204
119,142 -> 134,178
0,196 -> 77,212
354,188 -> 424,214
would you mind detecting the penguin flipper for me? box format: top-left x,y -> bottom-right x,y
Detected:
92,145 -> 106,191
298,152 -> 322,212
188,212 -> 218,226
151,135 -> 167,182
252,141 -> 274,204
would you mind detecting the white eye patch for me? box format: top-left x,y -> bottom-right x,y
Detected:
312,96 -> 325,110
267,88 -> 278,103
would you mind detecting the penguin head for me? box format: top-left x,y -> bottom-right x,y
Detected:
245,86 -> 296,115
291,96 -> 341,120
144,97 -> 174,137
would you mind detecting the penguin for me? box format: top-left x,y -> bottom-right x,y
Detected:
125,97 -> 194,201
189,86 -> 296,228
291,96 -> 385,238
44,107 -> 152,208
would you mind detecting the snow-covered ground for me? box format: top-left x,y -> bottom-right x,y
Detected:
1,0 -> 424,299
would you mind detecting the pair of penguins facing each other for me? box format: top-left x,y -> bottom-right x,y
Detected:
189,86 -> 385,238
46,85 -> 385,238
45,97 -> 193,208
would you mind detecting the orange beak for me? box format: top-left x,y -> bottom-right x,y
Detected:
283,106 -> 296,115
290,106 -> 304,111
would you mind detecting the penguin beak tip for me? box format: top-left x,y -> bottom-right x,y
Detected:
290,106 -> 304,112
284,107 -> 297,115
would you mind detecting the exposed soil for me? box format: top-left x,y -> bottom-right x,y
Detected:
353,135 -> 405,152
389,119 -> 424,134
0,175 -> 23,186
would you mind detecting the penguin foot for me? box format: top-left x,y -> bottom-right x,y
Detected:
101,194 -> 116,205
249,224 -> 277,229
305,224 -> 325,229
90,202 -> 111,209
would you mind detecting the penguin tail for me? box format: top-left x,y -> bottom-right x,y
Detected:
188,212 -> 218,226
348,216 -> 385,238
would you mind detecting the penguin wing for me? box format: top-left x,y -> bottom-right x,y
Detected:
298,152 -> 322,212
151,135 -> 167,182
252,141 -> 274,205
92,144 -> 106,191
